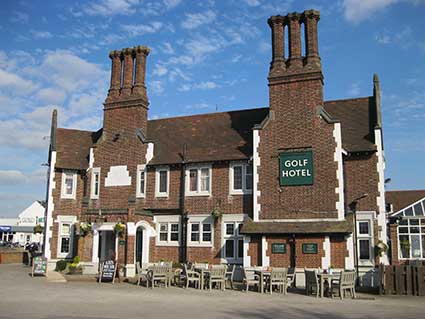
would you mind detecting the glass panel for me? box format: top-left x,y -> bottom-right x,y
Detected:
191,223 -> 199,232
411,227 -> 420,234
399,235 -> 410,258
61,224 -> 70,236
359,239 -> 370,260
411,235 -> 421,258
226,223 -> 234,236
159,170 -> 167,193
225,239 -> 234,258
238,239 -> 244,258
202,232 -> 211,242
160,224 -> 168,232
245,165 -> 253,190
422,235 -> 425,259
421,219 -> 425,225
191,223 -> 199,242
65,175 -> 73,195
233,166 -> 243,190
159,223 -> 168,241
414,203 -> 424,216
189,169 -> 198,192
160,232 -> 168,241
405,207 -> 414,216
399,219 -> 408,225
200,168 -> 210,192
399,227 -> 408,234
409,219 -> 419,225
170,223 -> 179,241
358,221 -> 369,235
203,223 -> 211,232
61,237 -> 70,253
94,173 -> 99,195
139,171 -> 145,194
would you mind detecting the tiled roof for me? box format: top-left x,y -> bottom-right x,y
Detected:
324,97 -> 377,152
53,97 -> 378,169
240,216 -> 353,234
55,128 -> 101,170
386,190 -> 425,213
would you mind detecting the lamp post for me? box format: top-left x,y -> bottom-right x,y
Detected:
349,193 -> 368,287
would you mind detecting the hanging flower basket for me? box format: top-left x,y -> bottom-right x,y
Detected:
113,222 -> 126,238
79,222 -> 92,237
211,206 -> 222,220
375,240 -> 389,257
33,224 -> 44,234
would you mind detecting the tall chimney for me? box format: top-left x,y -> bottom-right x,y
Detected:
121,48 -> 134,96
108,50 -> 121,99
268,15 -> 286,76
303,10 -> 321,69
287,13 -> 303,71
133,46 -> 150,98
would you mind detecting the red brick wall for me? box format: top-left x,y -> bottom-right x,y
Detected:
248,236 -> 261,266
330,235 -> 347,268
267,236 -> 292,267
294,236 -> 324,268
389,224 -> 400,265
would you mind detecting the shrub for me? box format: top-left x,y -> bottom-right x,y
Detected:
55,260 -> 67,272
73,256 -> 80,264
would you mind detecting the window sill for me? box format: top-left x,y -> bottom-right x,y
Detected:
186,192 -> 211,197
156,241 -> 179,247
60,196 -> 76,200
229,190 -> 252,195
155,193 -> 169,198
135,194 -> 146,199
187,242 -> 213,248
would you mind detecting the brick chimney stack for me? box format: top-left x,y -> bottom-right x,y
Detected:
303,10 -> 321,70
268,15 -> 286,76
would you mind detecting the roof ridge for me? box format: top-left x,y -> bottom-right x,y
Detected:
386,189 -> 425,193
57,127 -> 96,134
324,96 -> 371,103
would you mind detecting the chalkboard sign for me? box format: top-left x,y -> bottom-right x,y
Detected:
302,243 -> 318,254
99,260 -> 116,284
271,243 -> 286,254
32,256 -> 47,277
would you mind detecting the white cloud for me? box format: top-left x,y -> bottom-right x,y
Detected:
121,22 -> 163,37
10,11 -> 29,24
0,69 -> 38,95
178,81 -> 219,92
243,0 -> 261,7
82,0 -> 140,16
30,30 -> 53,39
343,0 -> 398,23
150,80 -> 164,94
153,64 -> 168,76
347,82 -> 361,96
36,88 -> 66,105
184,103 -> 210,110
0,170 -> 26,185
181,10 -> 216,30
161,42 -> 175,55
163,0 -> 182,10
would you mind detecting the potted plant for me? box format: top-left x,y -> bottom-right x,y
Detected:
33,224 -> 44,234
79,222 -> 92,237
68,256 -> 82,274
211,205 -> 222,220
113,222 -> 126,238
375,240 -> 389,257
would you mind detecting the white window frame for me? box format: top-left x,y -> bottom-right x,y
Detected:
187,215 -> 214,247
155,166 -> 169,198
229,162 -> 253,195
61,170 -> 77,199
356,212 -> 375,266
397,217 -> 425,260
90,168 -> 100,199
186,164 -> 212,196
222,217 -> 245,264
136,164 -> 147,198
56,215 -> 76,259
154,215 -> 180,247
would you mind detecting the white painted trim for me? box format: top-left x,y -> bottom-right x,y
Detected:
136,164 -> 146,198
90,167 -> 100,199
155,166 -> 170,198
104,165 -> 131,187
256,218 -> 341,222
88,148 -> 94,169
322,236 -> 331,269
60,170 -> 77,199
390,197 -> 425,217
56,215 -> 77,259
146,142 -> 154,164
187,215 -> 214,247
333,123 -> 345,220
43,151 -> 56,259
356,212 -> 375,267
221,217 -> 245,264
229,161 -> 253,195
243,235 -> 251,267
261,235 -> 269,267
133,220 -> 156,266
221,214 -> 247,222
92,225 -> 99,264
155,221 -> 181,247
185,164 -> 212,197
345,233 -> 354,269
253,129 -> 261,221
375,128 -> 389,265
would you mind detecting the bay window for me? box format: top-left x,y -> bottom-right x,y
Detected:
398,218 -> 425,259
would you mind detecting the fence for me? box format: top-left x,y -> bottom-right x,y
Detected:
379,264 -> 425,296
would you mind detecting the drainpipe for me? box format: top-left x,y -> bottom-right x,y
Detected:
179,144 -> 188,263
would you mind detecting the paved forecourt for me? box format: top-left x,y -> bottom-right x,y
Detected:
0,264 -> 423,319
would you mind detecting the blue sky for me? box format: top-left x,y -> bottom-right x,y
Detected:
0,0 -> 424,217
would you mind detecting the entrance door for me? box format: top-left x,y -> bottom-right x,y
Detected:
136,228 -> 143,265
99,231 -> 116,262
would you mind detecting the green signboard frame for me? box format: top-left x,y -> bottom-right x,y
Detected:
279,150 -> 314,186
271,243 -> 286,254
302,243 -> 318,254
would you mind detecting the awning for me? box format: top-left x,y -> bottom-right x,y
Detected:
240,216 -> 353,235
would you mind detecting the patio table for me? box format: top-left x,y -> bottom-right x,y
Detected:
254,269 -> 270,293
317,272 -> 338,298
194,267 -> 210,290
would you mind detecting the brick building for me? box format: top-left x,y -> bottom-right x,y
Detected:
43,10 -> 388,282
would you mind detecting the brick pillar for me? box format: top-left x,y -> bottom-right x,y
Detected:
133,45 -> 150,98
303,9 -> 321,69
121,48 -> 134,96
107,50 -> 121,100
78,234 -> 93,262
287,13 -> 303,71
389,224 -> 399,265
267,15 -> 286,76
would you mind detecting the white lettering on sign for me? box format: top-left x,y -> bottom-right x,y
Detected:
282,169 -> 312,177
284,159 -> 308,168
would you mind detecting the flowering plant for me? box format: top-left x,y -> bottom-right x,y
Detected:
33,224 -> 44,234
375,240 -> 389,257
113,222 -> 126,238
79,222 -> 92,237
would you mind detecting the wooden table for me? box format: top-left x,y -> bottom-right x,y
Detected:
317,273 -> 338,298
254,269 -> 270,293
194,267 -> 210,290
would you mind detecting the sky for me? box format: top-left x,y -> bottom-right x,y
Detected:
0,0 -> 424,217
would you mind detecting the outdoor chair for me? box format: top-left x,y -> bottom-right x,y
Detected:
287,267 -> 295,288
331,270 -> 356,300
207,265 -> 227,291
183,263 -> 201,289
136,262 -> 150,286
243,267 -> 260,292
268,267 -> 288,294
194,262 -> 209,269
147,265 -> 169,289
225,264 -> 236,290
305,269 -> 320,298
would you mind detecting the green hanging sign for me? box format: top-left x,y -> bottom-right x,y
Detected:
279,150 -> 314,186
